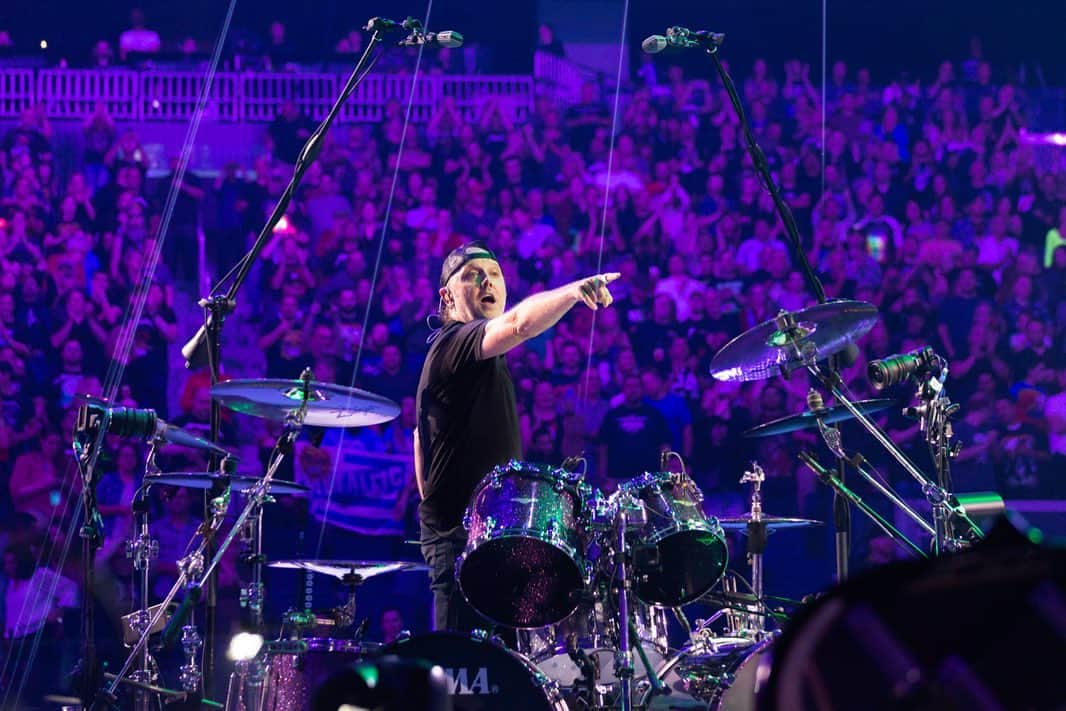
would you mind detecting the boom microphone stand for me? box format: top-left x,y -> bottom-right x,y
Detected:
680,31 -> 855,581
178,18 -> 394,694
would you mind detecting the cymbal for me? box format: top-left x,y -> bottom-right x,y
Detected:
145,472 -> 308,496
717,514 -> 823,532
267,559 -> 430,581
709,301 -> 879,382
210,378 -> 400,428
744,399 -> 897,438
75,394 -> 233,457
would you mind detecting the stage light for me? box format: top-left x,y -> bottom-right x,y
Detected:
227,632 -> 264,661
40,40 -> 48,49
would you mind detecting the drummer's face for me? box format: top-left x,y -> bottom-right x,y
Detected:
443,258 -> 507,322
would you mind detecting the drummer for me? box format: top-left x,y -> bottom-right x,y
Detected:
415,241 -> 619,632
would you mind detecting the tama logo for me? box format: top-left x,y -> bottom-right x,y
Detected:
439,666 -> 499,695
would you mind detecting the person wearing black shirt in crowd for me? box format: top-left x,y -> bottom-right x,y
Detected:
415,242 -> 619,632
597,374 -> 671,484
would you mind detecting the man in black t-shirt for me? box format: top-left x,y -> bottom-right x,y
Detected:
597,374 -> 672,483
416,242 -> 619,632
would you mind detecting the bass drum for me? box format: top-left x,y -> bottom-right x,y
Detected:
382,632 -> 568,711
458,460 -> 588,628
523,601 -> 671,688
260,638 -> 377,710
643,636 -> 774,711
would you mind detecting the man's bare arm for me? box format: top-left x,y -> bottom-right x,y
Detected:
480,273 -> 620,359
413,427 -> 425,498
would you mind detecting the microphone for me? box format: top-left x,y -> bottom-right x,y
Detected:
76,402 -> 160,439
400,30 -> 464,49
364,17 -> 421,33
642,26 -> 725,54
641,35 -> 673,55
76,401 -> 230,455
867,347 -> 940,390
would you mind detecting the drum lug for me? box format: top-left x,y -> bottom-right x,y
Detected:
491,473 -> 503,490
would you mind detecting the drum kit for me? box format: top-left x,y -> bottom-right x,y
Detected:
72,298 -> 993,710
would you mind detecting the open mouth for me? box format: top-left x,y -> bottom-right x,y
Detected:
480,294 -> 497,305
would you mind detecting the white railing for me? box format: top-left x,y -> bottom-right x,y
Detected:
1,68 -> 533,124
0,68 -> 35,118
533,50 -> 593,105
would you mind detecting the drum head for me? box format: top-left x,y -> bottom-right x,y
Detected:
636,529 -> 728,606
459,536 -> 584,628
382,632 -> 564,711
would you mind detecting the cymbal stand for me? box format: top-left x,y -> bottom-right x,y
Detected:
739,462 -> 768,637
797,452 -> 928,559
225,370 -> 314,710
125,442 -> 161,711
238,493 -> 269,632
910,363 -> 981,552
97,484 -> 230,710
807,360 -> 981,554
611,492 -> 648,711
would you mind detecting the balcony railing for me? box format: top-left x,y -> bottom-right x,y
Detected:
0,68 -> 534,123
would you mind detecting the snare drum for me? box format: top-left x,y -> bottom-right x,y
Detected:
261,637 -> 377,710
613,471 -> 728,606
458,460 -> 588,628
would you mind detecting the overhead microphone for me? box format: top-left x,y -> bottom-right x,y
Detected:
641,35 -> 672,55
641,26 -> 725,54
363,16 -> 422,33
400,30 -> 464,49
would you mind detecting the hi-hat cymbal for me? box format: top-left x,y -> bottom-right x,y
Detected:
744,399 -> 897,438
210,379 -> 400,428
268,559 -> 430,581
145,472 -> 308,496
709,301 -> 879,382
717,514 -> 823,533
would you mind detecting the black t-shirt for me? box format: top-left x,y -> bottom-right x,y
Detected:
416,320 -> 522,533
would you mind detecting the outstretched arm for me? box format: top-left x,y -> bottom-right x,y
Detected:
480,273 -> 620,360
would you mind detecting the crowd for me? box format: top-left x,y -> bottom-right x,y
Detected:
2,7 -> 471,75
1,34 -> 1065,702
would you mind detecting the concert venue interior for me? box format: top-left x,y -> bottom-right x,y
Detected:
0,0 -> 1064,708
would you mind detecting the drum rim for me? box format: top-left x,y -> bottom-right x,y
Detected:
643,633 -> 777,706
264,637 -> 379,654
635,518 -> 726,545
472,459 -> 587,493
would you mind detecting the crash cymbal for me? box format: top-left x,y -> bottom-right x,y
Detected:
267,559 -> 430,581
717,514 -> 823,533
210,378 -> 400,428
74,393 -> 233,457
744,398 -> 897,438
709,301 -> 879,382
145,472 -> 308,496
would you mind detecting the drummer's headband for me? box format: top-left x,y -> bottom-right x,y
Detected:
439,241 -> 499,288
